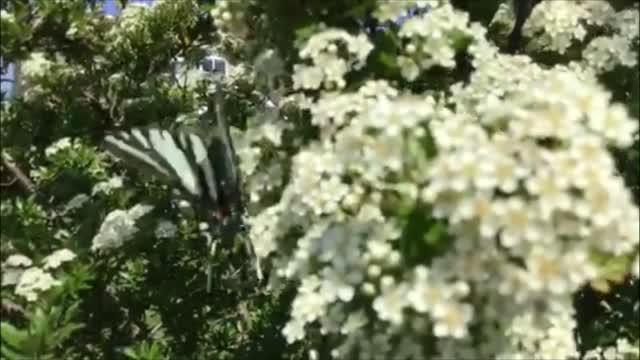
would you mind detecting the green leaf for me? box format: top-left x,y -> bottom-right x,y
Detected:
589,251 -> 634,293
424,222 -> 447,246
0,322 -> 29,349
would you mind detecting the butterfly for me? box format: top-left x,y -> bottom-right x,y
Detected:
104,94 -> 254,289
103,95 -> 243,230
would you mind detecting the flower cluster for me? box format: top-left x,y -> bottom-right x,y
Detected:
582,5 -> 639,73
42,249 -> 77,269
293,29 -> 373,90
425,39 -> 638,358
91,204 -> 154,252
583,338 -> 640,360
255,79 -> 462,357
0,9 -> 13,22
583,35 -> 638,72
2,250 -> 76,301
92,176 -> 124,195
522,1 -> 592,53
210,0 -> 249,38
492,0 -> 639,69
231,104 -> 289,205
154,219 -> 178,239
105,0 -> 153,43
21,52 -> 57,79
246,1 -> 640,358
44,137 -> 74,157
396,3 -> 480,80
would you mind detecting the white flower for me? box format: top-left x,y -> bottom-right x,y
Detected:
537,312 -> 579,359
577,182 -> 627,228
1,255 -> 33,287
1,9 -> 14,22
292,290 -> 327,323
612,8 -> 639,38
250,8 -> 640,355
15,267 -> 61,301
3,254 -> 33,267
452,192 -> 500,237
1,267 -> 25,287
525,103 -> 582,140
372,282 -> 409,325
615,338 -> 640,358
583,35 -> 638,74
495,197 -> 543,247
398,56 -> 420,81
45,137 -> 73,157
42,249 -> 76,269
432,302 -> 473,338
292,65 -> 324,90
523,1 -> 590,53
362,134 -> 404,174
248,205 -> 283,258
525,169 -> 572,220
282,319 -> 305,343
398,4 -> 472,71
408,267 -> 445,314
22,52 -> 55,78
320,56 -> 348,89
569,135 -> 613,169
92,176 -> 124,195
341,310 -> 368,334
154,220 -> 178,239
237,145 -> 261,176
366,239 -> 393,260
523,245 -> 595,295
582,347 -> 603,360
588,103 -> 638,147
478,152 -> 528,193
313,176 -> 349,214
320,268 -> 355,302
91,204 -> 153,252
259,122 -> 285,146
295,29 -> 373,90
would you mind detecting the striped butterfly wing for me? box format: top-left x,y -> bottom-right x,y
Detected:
104,128 -> 220,212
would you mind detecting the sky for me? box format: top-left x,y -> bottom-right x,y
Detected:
1,61 -> 15,99
102,0 -> 155,16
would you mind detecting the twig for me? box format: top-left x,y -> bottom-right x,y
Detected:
0,177 -> 18,187
1,152 -> 35,193
1,298 -> 26,320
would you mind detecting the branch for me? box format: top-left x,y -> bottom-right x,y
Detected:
1,298 -> 26,321
1,152 -> 35,193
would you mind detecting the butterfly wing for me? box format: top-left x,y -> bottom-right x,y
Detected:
104,128 -> 220,209
104,128 -> 174,180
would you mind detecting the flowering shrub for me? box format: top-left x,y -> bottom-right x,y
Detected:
245,1 -> 639,359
